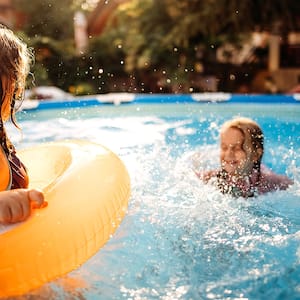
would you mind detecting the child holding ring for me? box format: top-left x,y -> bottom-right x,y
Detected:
0,25 -> 45,224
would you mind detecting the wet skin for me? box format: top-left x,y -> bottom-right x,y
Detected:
220,127 -> 259,176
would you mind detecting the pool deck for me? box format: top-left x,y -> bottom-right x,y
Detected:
20,93 -> 300,111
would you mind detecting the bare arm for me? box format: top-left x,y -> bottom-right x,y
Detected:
0,189 -> 46,224
195,169 -> 218,183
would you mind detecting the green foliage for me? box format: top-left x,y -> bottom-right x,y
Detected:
107,0 -> 299,72
15,31 -> 81,90
13,0 -> 76,39
13,0 -> 300,93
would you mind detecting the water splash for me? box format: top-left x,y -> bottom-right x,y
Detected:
6,103 -> 300,299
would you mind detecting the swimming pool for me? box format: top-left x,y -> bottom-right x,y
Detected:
7,100 -> 300,299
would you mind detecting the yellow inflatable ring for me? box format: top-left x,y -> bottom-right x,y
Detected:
0,140 -> 130,297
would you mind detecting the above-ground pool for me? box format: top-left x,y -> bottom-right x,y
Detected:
6,96 -> 300,299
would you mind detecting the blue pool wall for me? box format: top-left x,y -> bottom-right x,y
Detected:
21,93 -> 299,111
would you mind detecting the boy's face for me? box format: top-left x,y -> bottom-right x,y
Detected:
220,127 -> 255,176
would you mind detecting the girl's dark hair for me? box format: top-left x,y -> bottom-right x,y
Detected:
0,25 -> 32,155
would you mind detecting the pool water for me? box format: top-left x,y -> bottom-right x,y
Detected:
7,103 -> 300,299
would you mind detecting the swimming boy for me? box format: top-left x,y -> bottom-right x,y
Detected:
197,117 -> 293,197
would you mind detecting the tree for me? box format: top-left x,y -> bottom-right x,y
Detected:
106,0 -> 299,69
13,0 -> 79,39
99,0 -> 299,92
12,0 -> 95,90
12,0 -> 300,93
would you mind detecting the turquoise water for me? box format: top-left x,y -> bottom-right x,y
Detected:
7,103 -> 300,299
